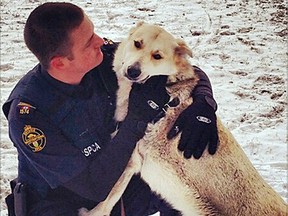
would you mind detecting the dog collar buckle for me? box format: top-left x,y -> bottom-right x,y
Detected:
162,97 -> 180,113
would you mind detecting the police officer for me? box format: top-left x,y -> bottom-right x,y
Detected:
2,2 -> 218,216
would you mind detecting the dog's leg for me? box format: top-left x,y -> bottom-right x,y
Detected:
114,77 -> 132,122
78,142 -> 144,216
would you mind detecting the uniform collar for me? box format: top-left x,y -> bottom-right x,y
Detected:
39,65 -> 93,98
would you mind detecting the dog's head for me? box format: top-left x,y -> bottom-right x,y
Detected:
113,22 -> 193,83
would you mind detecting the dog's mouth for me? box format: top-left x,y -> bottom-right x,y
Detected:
125,74 -> 150,83
138,75 -> 150,83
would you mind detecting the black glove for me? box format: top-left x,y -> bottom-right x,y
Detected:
128,75 -> 170,122
124,75 -> 171,136
167,95 -> 218,159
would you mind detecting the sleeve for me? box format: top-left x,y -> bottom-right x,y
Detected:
8,99 -> 144,202
7,99 -> 89,189
63,117 -> 145,202
192,66 -> 218,111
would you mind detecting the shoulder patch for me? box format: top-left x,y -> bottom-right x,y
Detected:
17,102 -> 36,116
22,125 -> 46,152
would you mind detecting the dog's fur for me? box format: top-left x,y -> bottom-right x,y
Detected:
79,22 -> 287,216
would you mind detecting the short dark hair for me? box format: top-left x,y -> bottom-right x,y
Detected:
24,2 -> 84,69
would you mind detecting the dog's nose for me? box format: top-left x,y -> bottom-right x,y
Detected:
127,63 -> 141,79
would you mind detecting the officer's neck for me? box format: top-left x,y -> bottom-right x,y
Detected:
47,56 -> 88,85
47,68 -> 85,85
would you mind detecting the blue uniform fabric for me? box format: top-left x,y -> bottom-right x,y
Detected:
4,63 -> 117,194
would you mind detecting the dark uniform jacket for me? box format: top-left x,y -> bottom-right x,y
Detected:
2,41 -> 216,207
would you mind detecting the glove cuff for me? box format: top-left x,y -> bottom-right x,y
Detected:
193,94 -> 218,111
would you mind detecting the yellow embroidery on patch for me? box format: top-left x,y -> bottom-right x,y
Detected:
22,125 -> 46,152
17,102 -> 36,115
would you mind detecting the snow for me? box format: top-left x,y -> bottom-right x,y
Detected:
0,0 -> 287,215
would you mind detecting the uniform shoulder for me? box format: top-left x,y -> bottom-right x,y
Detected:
2,64 -> 63,119
2,65 -> 41,118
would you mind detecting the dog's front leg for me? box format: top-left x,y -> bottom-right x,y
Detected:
114,77 -> 132,122
78,142 -> 144,216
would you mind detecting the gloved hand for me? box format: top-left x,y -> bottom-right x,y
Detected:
124,75 -> 170,136
127,75 -> 170,122
167,95 -> 218,159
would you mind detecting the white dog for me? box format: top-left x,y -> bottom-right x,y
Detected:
79,22 -> 287,216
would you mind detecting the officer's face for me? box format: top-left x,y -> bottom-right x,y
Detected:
68,14 -> 104,76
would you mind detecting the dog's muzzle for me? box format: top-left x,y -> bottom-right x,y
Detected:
127,62 -> 141,80
125,62 -> 150,83
125,63 -> 150,83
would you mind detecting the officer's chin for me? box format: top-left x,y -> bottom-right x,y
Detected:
93,52 -> 104,68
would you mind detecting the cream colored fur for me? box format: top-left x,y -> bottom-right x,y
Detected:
79,22 -> 287,216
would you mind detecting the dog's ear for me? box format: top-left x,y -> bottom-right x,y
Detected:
175,39 -> 193,58
136,21 -> 145,28
129,21 -> 145,36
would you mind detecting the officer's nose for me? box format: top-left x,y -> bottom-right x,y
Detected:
93,34 -> 104,48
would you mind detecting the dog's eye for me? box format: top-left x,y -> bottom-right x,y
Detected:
134,40 -> 141,49
153,53 -> 162,60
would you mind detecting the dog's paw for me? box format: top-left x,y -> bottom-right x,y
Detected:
78,207 -> 89,216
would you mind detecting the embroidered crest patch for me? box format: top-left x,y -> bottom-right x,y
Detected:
22,125 -> 46,152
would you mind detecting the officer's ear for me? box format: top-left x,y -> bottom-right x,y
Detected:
50,56 -> 66,70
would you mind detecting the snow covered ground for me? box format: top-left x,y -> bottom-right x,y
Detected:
1,0 -> 287,215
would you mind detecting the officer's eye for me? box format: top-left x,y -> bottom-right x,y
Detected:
134,40 -> 141,49
152,53 -> 162,60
